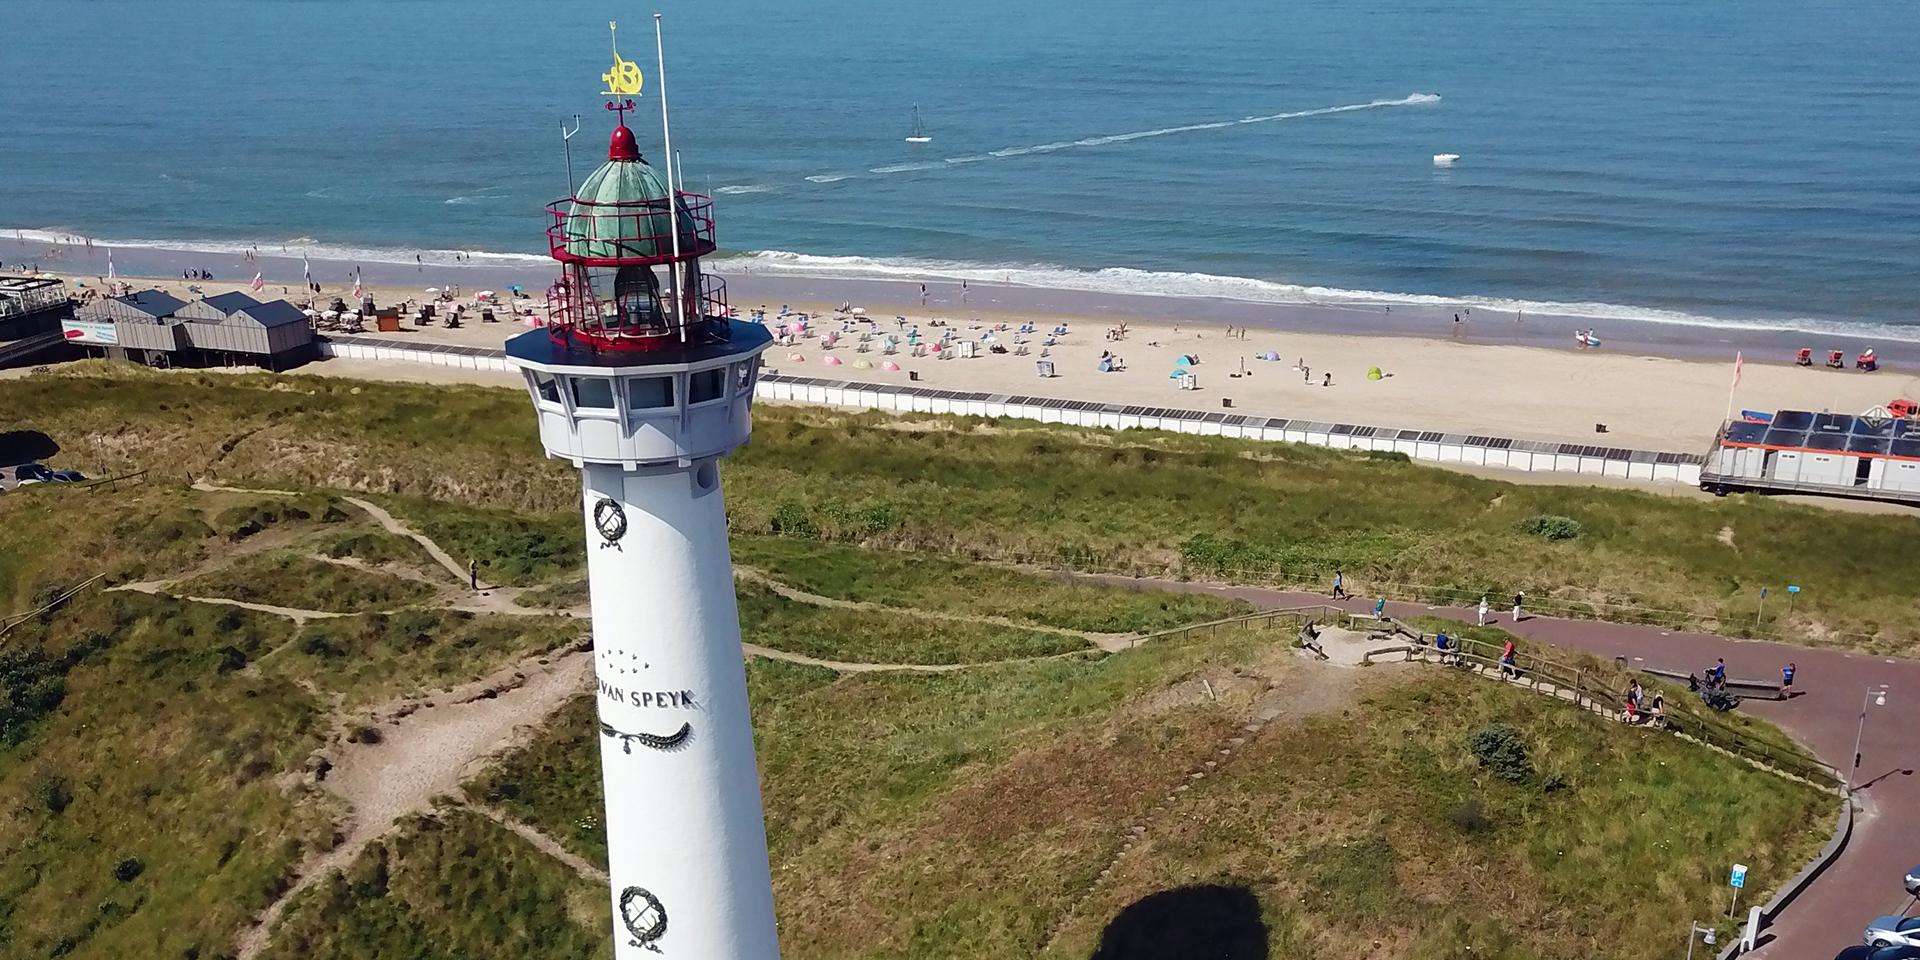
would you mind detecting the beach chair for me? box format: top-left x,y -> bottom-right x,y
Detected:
1827,350 -> 1845,369
1795,348 -> 1812,366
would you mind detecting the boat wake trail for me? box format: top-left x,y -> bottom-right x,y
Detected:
836,93 -> 1440,180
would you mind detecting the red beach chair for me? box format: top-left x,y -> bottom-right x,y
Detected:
1794,348 -> 1812,367
1856,349 -> 1878,371
1826,350 -> 1845,369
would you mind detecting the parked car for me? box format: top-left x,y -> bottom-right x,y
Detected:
48,469 -> 86,483
1906,863 -> 1920,897
1837,946 -> 1920,960
1866,917 -> 1920,949
11,463 -> 53,485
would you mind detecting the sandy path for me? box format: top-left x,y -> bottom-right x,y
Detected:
231,646 -> 592,959
736,566 -> 1133,652
108,580 -> 348,625
471,805 -> 609,885
338,495 -> 476,586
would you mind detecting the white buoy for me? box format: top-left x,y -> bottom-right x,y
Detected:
1433,153 -> 1460,167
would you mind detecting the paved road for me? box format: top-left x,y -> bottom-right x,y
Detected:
1086,574 -> 1916,958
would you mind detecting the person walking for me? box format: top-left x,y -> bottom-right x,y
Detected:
468,558 -> 479,592
1332,569 -> 1348,600
1511,591 -> 1524,623
1373,596 -> 1387,620
1477,595 -> 1489,626
1711,657 -> 1727,690
1499,638 -> 1519,679
1780,661 -> 1796,697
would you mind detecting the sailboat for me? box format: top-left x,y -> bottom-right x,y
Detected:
904,105 -> 932,144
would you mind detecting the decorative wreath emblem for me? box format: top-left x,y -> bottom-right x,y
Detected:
594,498 -> 628,545
619,885 -> 668,951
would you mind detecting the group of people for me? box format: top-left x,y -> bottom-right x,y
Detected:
181,268 -> 215,281
1619,679 -> 1666,726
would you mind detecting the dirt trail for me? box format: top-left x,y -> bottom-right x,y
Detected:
108,580 -> 348,625
471,805 -> 609,885
736,566 -> 1134,652
338,495 -> 478,585
232,646 -> 592,959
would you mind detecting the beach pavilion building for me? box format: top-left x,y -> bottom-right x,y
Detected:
68,289 -> 316,370
0,275 -> 74,367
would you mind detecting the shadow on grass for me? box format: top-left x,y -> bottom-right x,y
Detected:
1090,884 -> 1268,960
0,430 -> 57,467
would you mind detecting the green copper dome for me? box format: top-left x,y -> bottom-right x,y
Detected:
560,151 -> 705,262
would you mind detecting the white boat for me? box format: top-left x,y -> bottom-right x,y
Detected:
1433,153 -> 1460,167
905,105 -> 932,143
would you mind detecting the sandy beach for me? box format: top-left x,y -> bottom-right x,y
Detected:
36,267 -> 1919,453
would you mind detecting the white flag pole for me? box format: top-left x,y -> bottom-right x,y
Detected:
1724,351 -> 1742,423
654,12 -> 686,343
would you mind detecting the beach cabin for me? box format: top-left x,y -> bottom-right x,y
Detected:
1700,408 -> 1920,505
68,289 -> 315,370
0,275 -> 74,367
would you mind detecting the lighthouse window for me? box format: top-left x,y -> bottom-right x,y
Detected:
533,372 -> 561,404
570,376 -> 615,409
627,376 -> 674,409
734,360 -> 755,395
689,368 -> 725,405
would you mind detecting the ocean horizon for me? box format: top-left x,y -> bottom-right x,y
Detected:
4,0 -> 1917,340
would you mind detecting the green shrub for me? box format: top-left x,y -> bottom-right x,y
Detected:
35,775 -> 73,815
1469,723 -> 1534,782
770,501 -> 817,539
112,857 -> 144,882
1520,515 -> 1583,541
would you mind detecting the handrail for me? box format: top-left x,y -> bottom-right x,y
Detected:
0,573 -> 104,638
1388,628 -> 1840,790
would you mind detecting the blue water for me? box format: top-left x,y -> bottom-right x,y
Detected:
4,0 -> 1918,331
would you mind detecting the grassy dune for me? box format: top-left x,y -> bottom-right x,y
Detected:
177,554 -> 437,614
258,809 -> 612,960
0,593 -> 334,960
3,366 -> 1915,650
269,609 -> 583,705
735,580 -> 1091,664
733,535 -> 1252,633
468,628 -> 1828,959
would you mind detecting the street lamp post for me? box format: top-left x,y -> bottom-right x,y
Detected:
1847,685 -> 1889,793
1686,921 -> 1717,960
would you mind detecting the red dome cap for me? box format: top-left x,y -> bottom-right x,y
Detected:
608,124 -> 639,161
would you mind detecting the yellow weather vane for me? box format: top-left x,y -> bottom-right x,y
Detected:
601,21 -> 645,97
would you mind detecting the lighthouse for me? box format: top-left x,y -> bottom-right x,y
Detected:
504,23 -> 779,959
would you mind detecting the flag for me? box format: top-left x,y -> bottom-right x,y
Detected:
303,255 -> 313,286
251,271 -> 265,292
105,248 -> 115,280
1732,351 -> 1743,388
352,269 -> 364,300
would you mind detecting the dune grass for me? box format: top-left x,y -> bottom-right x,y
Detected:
732,535 -> 1252,633
177,554 -> 437,615
258,808 -> 612,960
0,592 -> 335,960
467,626 -> 1829,960
267,609 -> 583,704
1050,670 -> 1832,959
1399,615 -> 1821,771
734,580 -> 1091,664
6,368 -> 1920,650
0,484 -> 221,613
311,527 -> 450,581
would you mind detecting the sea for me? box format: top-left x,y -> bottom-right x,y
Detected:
4,0 -> 1918,349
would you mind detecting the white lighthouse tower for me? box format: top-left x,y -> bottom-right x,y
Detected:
504,26 -> 778,959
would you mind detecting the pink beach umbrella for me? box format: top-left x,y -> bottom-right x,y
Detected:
881,360 -> 902,372
823,355 -> 843,366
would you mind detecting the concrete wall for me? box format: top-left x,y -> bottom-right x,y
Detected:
314,336 -> 1706,485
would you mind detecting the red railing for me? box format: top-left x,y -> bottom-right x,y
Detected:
545,192 -> 717,266
543,273 -> 732,351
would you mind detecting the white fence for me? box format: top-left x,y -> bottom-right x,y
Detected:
315,336 -> 1704,484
